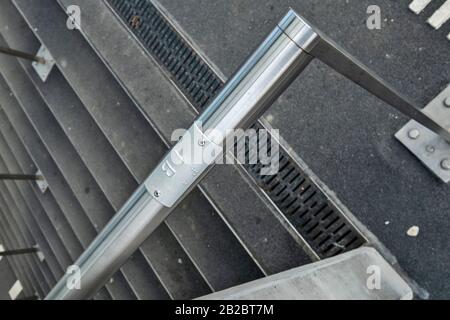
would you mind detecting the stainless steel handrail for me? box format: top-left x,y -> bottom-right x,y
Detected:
46,9 -> 315,300
46,9 -> 445,300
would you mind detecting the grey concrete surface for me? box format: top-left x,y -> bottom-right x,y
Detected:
200,247 -> 413,300
157,0 -> 450,298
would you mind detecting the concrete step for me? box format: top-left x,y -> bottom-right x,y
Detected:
200,247 -> 413,300
0,121 -> 72,279
0,256 -> 20,300
0,74 -> 132,299
0,227 -> 34,297
0,153 -> 57,287
0,182 -> 48,297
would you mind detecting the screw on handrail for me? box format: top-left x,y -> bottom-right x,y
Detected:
0,46 -> 46,64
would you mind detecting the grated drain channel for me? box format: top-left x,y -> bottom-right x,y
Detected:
107,0 -> 366,258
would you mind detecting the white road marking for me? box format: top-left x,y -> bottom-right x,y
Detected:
8,280 -> 23,300
0,244 -> 4,262
409,0 -> 433,14
428,0 -> 450,29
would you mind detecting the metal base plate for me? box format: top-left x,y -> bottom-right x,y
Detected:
396,84 -> 450,183
32,45 -> 55,82
35,170 -> 48,193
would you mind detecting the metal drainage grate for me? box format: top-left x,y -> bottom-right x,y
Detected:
108,0 -> 222,109
107,0 -> 366,258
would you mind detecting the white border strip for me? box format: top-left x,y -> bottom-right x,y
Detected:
409,0 -> 433,14
428,0 -> 450,29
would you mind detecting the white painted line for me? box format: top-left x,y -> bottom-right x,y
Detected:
8,280 -> 23,300
0,244 -> 4,262
447,32 -> 450,40
428,0 -> 450,29
409,0 -> 433,14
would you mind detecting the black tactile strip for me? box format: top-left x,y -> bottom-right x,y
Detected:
107,0 -> 366,258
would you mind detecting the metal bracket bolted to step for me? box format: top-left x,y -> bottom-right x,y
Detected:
396,84 -> 450,183
35,169 -> 48,193
32,45 -> 55,82
36,250 -> 45,262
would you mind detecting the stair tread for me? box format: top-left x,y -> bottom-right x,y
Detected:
0,217 -> 34,296
0,74 -> 130,299
0,159 -> 57,288
0,125 -> 69,279
0,193 -> 44,296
